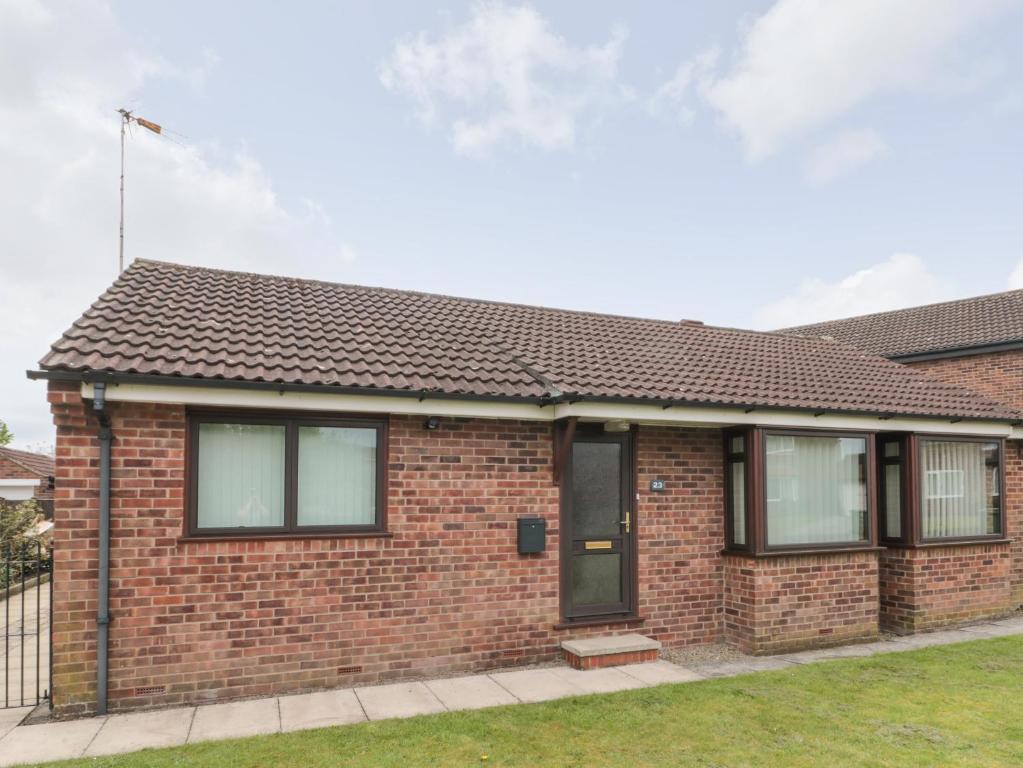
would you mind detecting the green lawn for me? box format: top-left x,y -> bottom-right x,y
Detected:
37,636 -> 1023,768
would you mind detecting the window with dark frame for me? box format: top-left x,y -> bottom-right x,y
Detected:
878,435 -> 905,542
724,427 -> 874,554
187,412 -> 387,537
918,437 -> 1002,541
724,430 -> 750,550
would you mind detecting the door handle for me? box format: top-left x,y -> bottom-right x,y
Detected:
620,510 -> 630,534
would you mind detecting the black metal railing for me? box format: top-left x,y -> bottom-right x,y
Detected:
2,540 -> 52,708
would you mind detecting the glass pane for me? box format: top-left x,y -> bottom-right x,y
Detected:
765,435 -> 867,546
921,441 -> 1000,538
883,441 -> 900,458
298,426 -> 377,526
731,461 -> 746,545
884,463 -> 901,538
729,435 -> 744,454
572,442 -> 621,538
572,553 -> 621,607
197,423 -> 285,529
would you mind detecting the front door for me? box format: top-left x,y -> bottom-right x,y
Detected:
562,430 -> 634,620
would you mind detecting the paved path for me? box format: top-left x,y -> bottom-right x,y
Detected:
0,582 -> 49,710
0,614 -> 1020,767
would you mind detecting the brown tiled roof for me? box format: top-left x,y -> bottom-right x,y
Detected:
37,260 -> 1021,422
780,289 -> 1023,359
0,446 -> 55,478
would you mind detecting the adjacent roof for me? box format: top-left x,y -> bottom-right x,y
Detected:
36,259 -> 1022,422
0,446 -> 55,478
780,289 -> 1023,360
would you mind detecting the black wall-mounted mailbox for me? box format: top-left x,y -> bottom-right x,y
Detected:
517,517 -> 546,554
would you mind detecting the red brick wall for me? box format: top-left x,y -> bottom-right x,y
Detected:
48,384 -> 726,715
909,350 -> 1023,411
905,352 -> 1023,605
879,543 -> 1013,633
723,551 -> 879,654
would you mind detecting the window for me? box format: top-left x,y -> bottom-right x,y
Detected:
724,432 -> 749,549
188,413 -> 386,536
878,436 -> 905,541
764,433 -> 869,547
919,439 -> 1001,540
723,428 -> 873,554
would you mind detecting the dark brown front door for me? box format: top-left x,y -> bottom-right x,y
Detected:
561,430 -> 634,620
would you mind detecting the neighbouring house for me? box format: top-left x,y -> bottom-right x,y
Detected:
0,445 -> 55,520
783,289 -> 1023,616
29,260 -> 1023,716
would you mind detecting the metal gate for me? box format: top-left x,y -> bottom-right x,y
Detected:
2,541 -> 51,709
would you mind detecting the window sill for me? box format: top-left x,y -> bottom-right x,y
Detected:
553,615 -> 646,631
883,538 -> 1011,550
178,531 -> 394,544
721,546 -> 885,559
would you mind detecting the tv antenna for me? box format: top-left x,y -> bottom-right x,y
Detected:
117,109 -> 164,273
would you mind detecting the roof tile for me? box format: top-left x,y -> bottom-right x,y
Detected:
37,260 -> 1022,422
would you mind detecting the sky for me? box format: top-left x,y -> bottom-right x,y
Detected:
1,0 -> 1022,451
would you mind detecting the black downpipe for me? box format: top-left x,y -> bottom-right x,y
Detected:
93,382 -> 111,715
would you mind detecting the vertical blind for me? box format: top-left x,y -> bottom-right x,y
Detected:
765,435 -> 867,546
920,440 -> 999,538
731,460 -> 746,545
297,426 -> 377,526
197,423 -> 286,528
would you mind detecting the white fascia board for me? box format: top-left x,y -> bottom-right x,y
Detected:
81,383 -> 1014,437
0,479 -> 41,500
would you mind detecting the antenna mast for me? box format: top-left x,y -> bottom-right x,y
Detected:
116,109 -> 163,274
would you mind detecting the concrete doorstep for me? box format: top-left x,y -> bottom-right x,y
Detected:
0,614 -> 1021,767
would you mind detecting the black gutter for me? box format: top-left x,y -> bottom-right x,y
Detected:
92,382 -> 111,716
26,369 -> 1022,426
889,339 -> 1023,364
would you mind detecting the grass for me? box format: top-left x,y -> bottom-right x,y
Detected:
34,636 -> 1023,768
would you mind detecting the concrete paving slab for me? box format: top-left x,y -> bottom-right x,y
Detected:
0,716 -> 105,767
737,656 -> 800,670
85,706 -> 194,757
889,630 -> 974,649
959,622 -> 1023,638
355,682 -> 446,721
189,697 -> 280,743
617,660 -> 704,685
692,661 -> 766,678
488,668 -> 585,703
547,666 -> 646,694
278,689 -> 367,732
425,675 -> 519,711
0,709 -> 30,742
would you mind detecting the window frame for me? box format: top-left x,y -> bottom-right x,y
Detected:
877,434 -> 908,545
724,427 -> 877,555
185,410 -> 388,539
723,428 -> 752,552
916,434 -> 1004,545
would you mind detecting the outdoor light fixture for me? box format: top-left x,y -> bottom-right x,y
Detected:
604,420 -> 630,432
423,416 -> 441,430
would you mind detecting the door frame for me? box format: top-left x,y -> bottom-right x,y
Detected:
558,424 -> 638,623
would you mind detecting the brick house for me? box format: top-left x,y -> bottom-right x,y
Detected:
0,445 -> 55,518
784,289 -> 1023,620
30,261 -> 1023,716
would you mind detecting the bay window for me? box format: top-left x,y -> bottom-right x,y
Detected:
725,428 -> 874,553
188,413 -> 386,536
919,438 -> 1001,541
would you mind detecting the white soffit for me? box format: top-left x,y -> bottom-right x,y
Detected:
81,383 -> 1014,437
0,479 -> 41,501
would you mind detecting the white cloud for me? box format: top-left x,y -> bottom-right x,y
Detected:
0,0 -> 352,449
687,0 -> 1012,159
755,253 -> 952,329
380,2 -> 628,155
647,48 -> 718,126
803,128 -> 889,185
